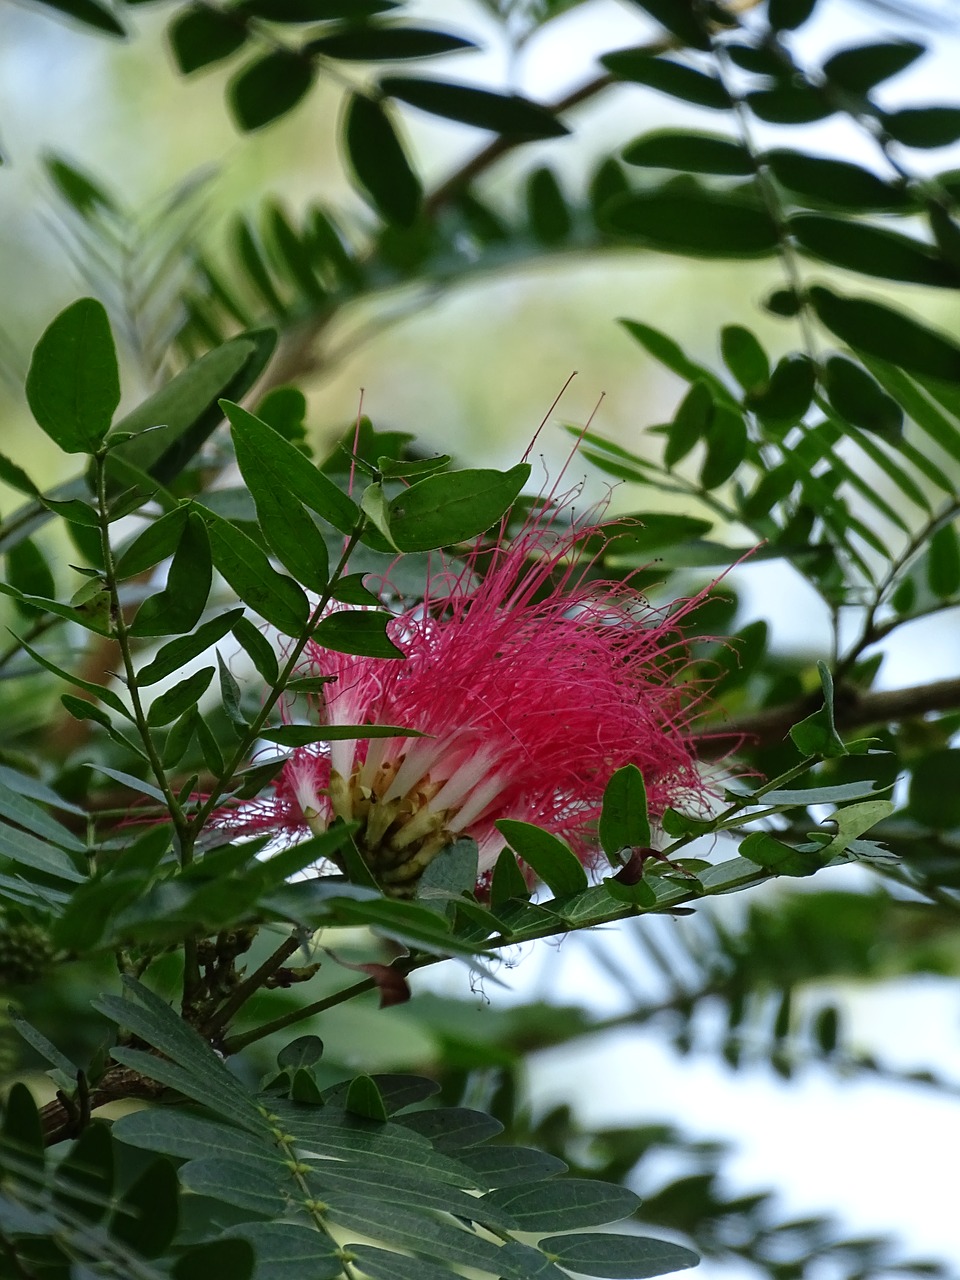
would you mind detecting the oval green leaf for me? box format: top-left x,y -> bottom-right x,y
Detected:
791,213 -> 953,288
26,298 -> 120,454
313,610 -> 404,658
345,92 -> 422,227
603,191 -> 777,257
601,51 -> 730,109
623,130 -> 752,175
495,819 -> 588,898
388,463 -> 529,552
380,76 -> 567,138
809,286 -> 960,383
228,49 -> 316,131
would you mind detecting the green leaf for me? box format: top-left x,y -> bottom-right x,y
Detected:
622,129 -> 752,175
8,1010 -> 80,1090
228,50 -> 316,131
882,106 -> 960,148
95,979 -> 265,1132
624,0 -> 709,50
603,191 -> 777,257
749,353 -> 815,428
130,511 -> 212,637
309,25 -> 476,60
345,93 -> 422,227
180,1153 -> 287,1215
388,463 -> 529,551
701,404 -> 748,488
45,152 -> 116,219
54,1122 -> 114,1223
345,1246 -> 460,1280
232,0 -> 396,17
0,450 -> 40,497
345,1073 -> 389,1121
221,400 -> 360,534
232,614 -> 280,684
169,4 -> 247,74
227,419 -> 330,593
619,321 -> 736,406
789,663 -> 846,758
487,1178 -> 639,1230
261,723 -> 421,746
1,1082 -> 44,1169
109,333 -> 272,488
599,765 -> 651,861
601,52 -> 730,109
739,831 -> 821,876
747,83 -> 833,124
312,609 -> 404,658
6,538 -> 56,615
114,506 -> 188,579
822,356 -> 903,438
30,0 -> 125,37
809,286 -> 960,383
791,213 -> 953,288
325,1198 -> 510,1275
380,76 -> 568,138
823,40 -> 924,94
217,649 -> 246,729
815,799 -> 894,857
137,609 -> 245,686
26,298 -> 120,454
490,847 -> 530,907
721,325 -> 769,394
496,820 -> 588,897
927,522 -> 960,597
13,633 -> 131,719
220,1224 -> 341,1280
109,1158 -> 178,1257
202,507 -> 310,636
146,667 -> 214,728
764,148 -> 909,211
665,381 -> 712,467
417,838 -> 479,915
458,1144 -> 567,1189
527,167 -> 571,245
539,1232 -> 698,1278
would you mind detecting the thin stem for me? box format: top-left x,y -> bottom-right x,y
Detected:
94,453 -> 204,1013
204,932 -> 304,1037
93,453 -> 188,844
222,976 -> 377,1055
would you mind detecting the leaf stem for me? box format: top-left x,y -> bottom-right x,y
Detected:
92,452 -> 188,845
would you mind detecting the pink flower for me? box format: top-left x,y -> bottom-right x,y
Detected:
252,493 -> 711,896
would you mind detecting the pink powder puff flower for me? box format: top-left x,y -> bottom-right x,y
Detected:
248,492 -> 713,897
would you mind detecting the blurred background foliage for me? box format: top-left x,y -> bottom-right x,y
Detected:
2,0 -> 960,1277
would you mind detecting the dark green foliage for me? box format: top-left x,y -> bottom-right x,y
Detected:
4,6 -> 960,1280
345,93 -> 422,226
26,298 -> 120,454
380,77 -> 568,137
603,190 -> 778,256
229,50 -> 318,131
169,5 -> 248,74
601,52 -> 731,109
623,130 -> 752,175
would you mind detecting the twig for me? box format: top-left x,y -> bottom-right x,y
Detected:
698,674 -> 960,756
